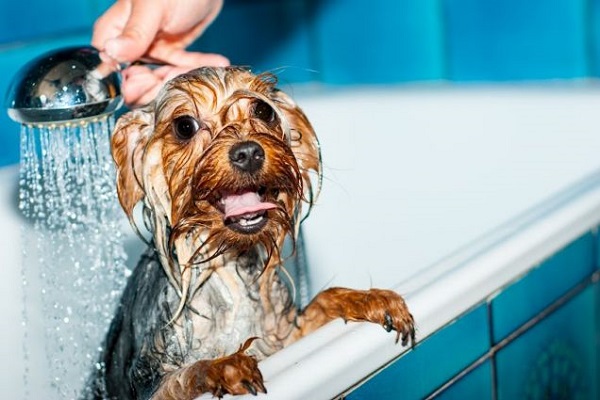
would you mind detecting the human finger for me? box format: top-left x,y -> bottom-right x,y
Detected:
121,66 -> 161,106
124,64 -> 204,106
153,48 -> 230,68
91,1 -> 130,50
104,0 -> 164,63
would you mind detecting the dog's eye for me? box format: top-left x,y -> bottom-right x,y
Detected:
252,100 -> 276,124
172,116 -> 200,140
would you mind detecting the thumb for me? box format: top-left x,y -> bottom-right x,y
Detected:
104,0 -> 163,63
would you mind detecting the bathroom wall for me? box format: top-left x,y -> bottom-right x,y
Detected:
0,0 -> 598,166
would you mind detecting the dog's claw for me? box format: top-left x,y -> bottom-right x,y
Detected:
383,312 -> 394,332
400,318 -> 416,347
407,320 -> 416,347
194,344 -> 267,398
242,380 -> 258,396
360,289 -> 415,348
256,379 -> 267,394
396,313 -> 416,348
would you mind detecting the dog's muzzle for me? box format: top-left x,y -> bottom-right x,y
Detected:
206,140 -> 277,234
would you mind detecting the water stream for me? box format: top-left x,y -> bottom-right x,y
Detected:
19,116 -> 129,399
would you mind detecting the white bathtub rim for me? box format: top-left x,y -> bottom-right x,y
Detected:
228,169 -> 600,400
397,168 -> 600,297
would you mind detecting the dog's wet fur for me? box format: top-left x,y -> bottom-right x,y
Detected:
87,67 -> 414,399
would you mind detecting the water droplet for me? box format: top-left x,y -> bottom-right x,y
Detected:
19,116 -> 129,398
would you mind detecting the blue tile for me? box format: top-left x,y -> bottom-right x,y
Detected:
491,233 -> 595,343
596,231 -> 600,271
90,0 -> 114,16
190,0 -> 315,84
590,0 -> 600,77
0,0 -> 94,44
347,304 -> 489,400
310,0 -> 445,84
444,0 -> 588,81
0,35 -> 91,167
496,285 -> 598,400
436,360 -> 493,399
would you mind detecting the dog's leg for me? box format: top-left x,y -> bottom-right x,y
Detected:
151,340 -> 266,399
290,288 -> 415,346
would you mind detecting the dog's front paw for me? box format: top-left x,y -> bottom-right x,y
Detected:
296,287 -> 416,348
153,339 -> 266,399
366,289 -> 415,347
201,339 -> 266,398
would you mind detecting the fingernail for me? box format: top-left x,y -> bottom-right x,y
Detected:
98,51 -> 120,72
104,38 -> 121,61
105,37 -> 134,62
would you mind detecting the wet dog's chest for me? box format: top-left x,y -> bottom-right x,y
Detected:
194,273 -> 265,353
168,266 -> 289,362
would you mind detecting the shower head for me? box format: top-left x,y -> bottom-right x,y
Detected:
6,46 -> 123,125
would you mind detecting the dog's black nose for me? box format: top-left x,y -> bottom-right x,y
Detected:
229,141 -> 265,173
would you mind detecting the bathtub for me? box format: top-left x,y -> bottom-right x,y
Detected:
2,83 -> 600,399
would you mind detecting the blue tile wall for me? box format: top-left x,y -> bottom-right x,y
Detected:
310,0 -> 445,84
436,361 -> 493,399
1,0 -> 600,167
490,233 -> 595,343
595,229 -> 600,270
0,1 -> 94,44
496,285 -> 598,400
591,0 -> 600,77
347,304 -> 489,400
191,0 -> 315,85
443,0 -> 588,81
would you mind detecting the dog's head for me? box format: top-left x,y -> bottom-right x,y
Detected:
111,67 -> 321,293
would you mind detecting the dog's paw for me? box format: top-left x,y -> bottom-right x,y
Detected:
363,289 -> 415,347
298,287 -> 416,348
201,339 -> 266,398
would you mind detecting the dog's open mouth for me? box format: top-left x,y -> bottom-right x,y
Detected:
214,188 -> 278,234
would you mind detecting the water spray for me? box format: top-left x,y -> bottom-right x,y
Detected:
5,46 -> 131,399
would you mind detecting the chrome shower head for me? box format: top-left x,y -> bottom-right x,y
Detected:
6,46 -> 123,125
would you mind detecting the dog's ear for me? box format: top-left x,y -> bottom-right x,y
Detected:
273,90 -> 322,206
111,105 -> 154,219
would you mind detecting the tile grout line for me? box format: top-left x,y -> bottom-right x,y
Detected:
488,300 -> 498,400
426,268 -> 600,398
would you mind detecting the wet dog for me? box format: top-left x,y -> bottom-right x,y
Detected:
91,67 -> 414,399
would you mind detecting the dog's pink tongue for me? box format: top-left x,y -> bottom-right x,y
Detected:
223,192 -> 277,219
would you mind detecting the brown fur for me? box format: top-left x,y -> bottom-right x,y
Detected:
109,67 -> 414,399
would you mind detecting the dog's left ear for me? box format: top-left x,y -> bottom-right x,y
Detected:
111,105 -> 155,220
272,90 -> 322,207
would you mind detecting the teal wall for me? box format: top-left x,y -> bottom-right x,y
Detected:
1,0 -> 599,166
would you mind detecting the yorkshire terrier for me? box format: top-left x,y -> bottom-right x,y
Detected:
91,67 -> 414,399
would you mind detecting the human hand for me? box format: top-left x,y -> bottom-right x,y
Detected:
92,0 -> 229,106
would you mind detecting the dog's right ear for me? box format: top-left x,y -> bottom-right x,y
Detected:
111,105 -> 154,219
